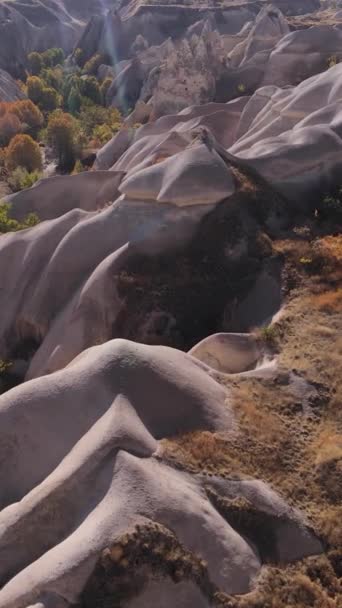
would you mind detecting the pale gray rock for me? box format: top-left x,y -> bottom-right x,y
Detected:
229,5 -> 290,69
119,142 -> 235,206
6,172 -> 125,221
0,339 -> 321,608
94,128 -> 134,171
0,196 -> 216,378
189,333 -> 262,374
0,69 -> 25,102
124,579 -> 211,608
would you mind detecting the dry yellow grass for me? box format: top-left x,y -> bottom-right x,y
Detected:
160,229 -> 342,607
313,425 -> 342,466
308,289 -> 342,313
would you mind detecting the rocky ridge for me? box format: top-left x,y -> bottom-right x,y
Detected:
0,1 -> 341,607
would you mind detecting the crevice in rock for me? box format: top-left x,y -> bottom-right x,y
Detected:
112,181 -> 285,351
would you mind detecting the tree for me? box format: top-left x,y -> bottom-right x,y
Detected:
28,52 -> 43,76
67,87 -> 82,114
5,134 -> 43,172
40,87 -> 61,111
74,48 -> 85,68
46,111 -> 79,170
27,76 -> 44,104
0,108 -> 21,146
81,76 -> 102,105
42,48 -> 65,68
83,53 -> 107,76
11,100 -> 43,134
41,66 -> 63,90
100,77 -> 113,105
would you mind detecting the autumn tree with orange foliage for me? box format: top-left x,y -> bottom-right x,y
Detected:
5,134 -> 42,172
0,110 -> 21,146
10,100 -> 43,135
0,100 -> 43,145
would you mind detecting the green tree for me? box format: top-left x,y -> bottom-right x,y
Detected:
81,76 -> 102,105
82,53 -> 107,76
5,134 -> 43,172
28,52 -> 43,76
42,48 -> 65,68
74,48 -> 85,68
41,66 -> 63,90
40,87 -> 61,111
67,87 -> 82,114
27,76 -> 44,104
100,77 -> 112,105
61,73 -> 82,105
46,111 -> 79,170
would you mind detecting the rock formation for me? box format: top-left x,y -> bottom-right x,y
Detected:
0,69 -> 25,102
0,2 -> 341,607
0,340 -> 321,608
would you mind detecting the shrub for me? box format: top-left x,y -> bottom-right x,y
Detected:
81,76 -> 102,105
83,53 -> 107,76
40,87 -> 61,111
79,104 -> 122,139
27,76 -> 44,104
41,48 -> 65,68
0,203 -> 39,233
92,123 -> 119,145
74,48 -> 85,68
28,51 -> 43,75
40,66 -> 63,90
46,110 -> 80,170
258,325 -> 278,345
7,167 -> 41,192
62,73 -> 82,104
100,77 -> 112,104
67,86 -> 82,114
72,160 -> 85,175
0,111 -> 21,146
10,99 -> 43,134
5,134 -> 43,172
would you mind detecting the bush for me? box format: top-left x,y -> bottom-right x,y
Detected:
81,76 -> 102,105
28,51 -> 43,76
83,53 -> 107,76
79,104 -> 122,139
74,48 -> 85,68
67,86 -> 82,114
10,99 -> 43,134
5,134 -> 43,172
46,110 -> 80,170
0,203 -> 39,233
0,111 -> 21,146
92,124 -> 113,145
41,48 -> 65,68
40,67 -> 63,90
7,167 -> 42,192
40,87 -> 61,111
27,76 -> 44,104
259,325 -> 278,345
100,77 -> 112,104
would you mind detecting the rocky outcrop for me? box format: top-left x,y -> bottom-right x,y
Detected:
0,0 -> 113,76
0,69 -> 25,102
106,57 -> 145,112
0,339 -> 321,608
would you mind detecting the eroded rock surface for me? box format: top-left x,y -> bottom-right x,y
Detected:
0,340 -> 321,608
